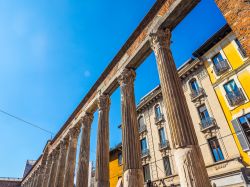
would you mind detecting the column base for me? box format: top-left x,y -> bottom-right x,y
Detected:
123,168 -> 144,187
174,145 -> 211,187
95,181 -> 109,187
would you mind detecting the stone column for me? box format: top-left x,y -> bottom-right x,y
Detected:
76,113 -> 94,187
118,68 -> 144,187
47,149 -> 59,187
42,154 -> 52,187
55,137 -> 69,187
63,126 -> 80,187
150,29 -> 211,187
215,0 -> 250,56
30,173 -> 36,187
37,165 -> 45,187
95,94 -> 110,187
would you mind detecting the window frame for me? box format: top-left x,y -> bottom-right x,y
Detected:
208,137 -> 225,162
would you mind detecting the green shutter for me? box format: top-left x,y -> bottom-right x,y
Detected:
232,119 -> 250,151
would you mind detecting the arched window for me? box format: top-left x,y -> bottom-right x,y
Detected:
138,116 -> 144,128
155,104 -> 162,119
189,78 -> 199,94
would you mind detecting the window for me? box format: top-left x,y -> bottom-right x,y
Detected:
198,105 -> 210,125
138,116 -> 144,127
212,52 -> 229,75
238,114 -> 250,144
140,138 -> 148,151
235,38 -> 247,58
155,104 -> 162,119
224,80 -> 239,94
190,79 -> 199,94
143,164 -> 151,182
232,115 -> 250,151
212,53 -> 224,66
118,152 -> 122,165
224,80 -> 245,106
163,156 -> 172,176
159,128 -> 166,144
141,138 -> 149,157
208,137 -> 224,162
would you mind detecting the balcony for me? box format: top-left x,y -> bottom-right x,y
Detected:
155,114 -> 164,124
213,59 -> 230,75
190,88 -> 206,102
226,89 -> 246,106
159,139 -> 170,150
199,117 -> 216,132
141,149 -> 150,158
138,124 -> 147,133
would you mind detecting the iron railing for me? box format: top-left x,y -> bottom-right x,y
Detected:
199,117 -> 216,131
159,139 -> 170,150
190,87 -> 206,101
213,59 -> 230,75
225,88 -> 246,106
155,114 -> 164,124
141,149 -> 150,158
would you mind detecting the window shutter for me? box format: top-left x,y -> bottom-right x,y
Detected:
232,119 -> 250,151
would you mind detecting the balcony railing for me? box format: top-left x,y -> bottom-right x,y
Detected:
199,117 -> 216,132
155,114 -> 164,124
190,88 -> 206,101
138,124 -> 147,133
159,139 -> 170,150
213,59 -> 230,75
226,88 -> 246,106
141,149 -> 150,158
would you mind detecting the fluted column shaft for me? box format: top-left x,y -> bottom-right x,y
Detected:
55,137 -> 69,187
95,94 -> 110,187
76,113 -> 94,187
42,154 -> 52,187
47,149 -> 59,187
33,169 -> 40,187
118,69 -> 144,187
63,126 -> 80,187
150,29 -> 211,187
37,166 -> 45,187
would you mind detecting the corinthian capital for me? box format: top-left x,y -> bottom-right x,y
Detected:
60,136 -> 69,150
69,126 -> 80,139
118,68 -> 136,86
80,113 -> 94,127
97,94 -> 111,110
150,29 -> 171,52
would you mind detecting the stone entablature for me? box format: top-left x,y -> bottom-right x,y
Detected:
20,0 -> 249,187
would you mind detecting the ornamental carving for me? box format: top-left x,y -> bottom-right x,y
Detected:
150,29 -> 171,53
118,68 -> 136,86
80,113 -> 94,127
69,126 -> 80,139
97,94 -> 111,110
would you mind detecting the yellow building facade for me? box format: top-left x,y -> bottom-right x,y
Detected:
193,24 -> 250,165
109,144 -> 122,187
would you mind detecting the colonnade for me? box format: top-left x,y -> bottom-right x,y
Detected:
22,29 -> 211,187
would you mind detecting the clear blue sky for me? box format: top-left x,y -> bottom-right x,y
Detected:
0,0 -> 226,178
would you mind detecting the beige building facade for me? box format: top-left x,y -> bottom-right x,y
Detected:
136,57 -> 249,186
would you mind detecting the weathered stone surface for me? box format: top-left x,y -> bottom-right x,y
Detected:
150,29 -> 211,187
47,149 -> 59,187
215,0 -> 250,56
76,113 -> 94,187
118,68 -> 144,187
95,94 -> 111,187
54,137 -> 69,187
63,126 -> 80,187
42,154 -> 52,187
